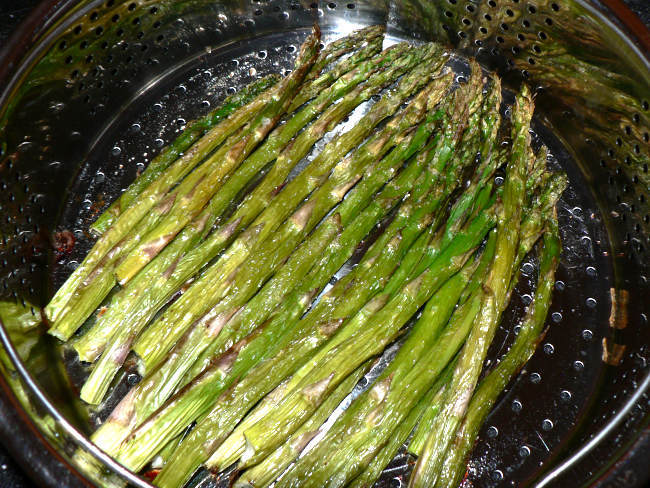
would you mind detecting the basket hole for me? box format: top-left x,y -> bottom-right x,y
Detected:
328,2 -> 337,8
112,14 -> 120,22
533,44 -> 542,53
642,100 -> 649,110
496,36 -> 504,43
254,8 -> 262,15
484,13 -> 492,20
522,19 -> 530,28
528,5 -> 537,13
445,10 -> 453,17
517,33 -> 525,41
128,2 -> 137,11
458,31 -> 467,39
150,6 -> 159,14
538,31 -> 548,40
488,0 -> 496,6
545,17 -> 553,25
74,25 -> 83,35
551,2 -> 560,11
501,22 -> 509,30
505,9 -> 514,17
479,26 -> 488,34
58,40 -> 67,50
462,17 -> 471,26
347,3 -> 355,9
466,4 -> 475,12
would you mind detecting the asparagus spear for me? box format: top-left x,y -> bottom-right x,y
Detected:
408,85 -> 533,488
435,214 -> 560,488
237,197 -> 495,468
133,45 -> 446,374
45,27 -> 322,339
222,72 -> 487,466
297,25 -> 386,106
89,66 -> 451,458
118,231 -> 410,480
347,367 -> 454,488
275,286 -> 486,488
128,181 -> 450,484
136,80 -> 445,393
71,40 -> 407,365
113,40 -> 399,286
233,361 -> 372,488
89,74 -> 280,236
76,41 -> 418,366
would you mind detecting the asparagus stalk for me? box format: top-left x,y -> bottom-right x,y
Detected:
134,186 -> 450,485
408,85 -> 533,488
138,79 -> 445,394
435,214 -> 560,488
348,366 -> 454,488
89,74 -> 280,236
118,230 -> 410,480
133,44 -> 447,374
76,40 -> 416,365
233,361 -> 372,488
220,72 -> 487,466
296,25 -> 386,106
237,198 -> 495,468
113,39 -> 397,286
275,287 -> 486,488
89,63 -> 451,458
197,92 -> 491,469
71,41 -> 406,366
45,28 -> 322,339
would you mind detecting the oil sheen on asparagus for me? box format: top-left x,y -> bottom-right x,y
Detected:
45,25 -> 565,488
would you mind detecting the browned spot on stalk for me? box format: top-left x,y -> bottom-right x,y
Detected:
369,374 -> 393,403
193,212 -> 211,233
156,193 -> 177,216
290,200 -> 316,231
331,175 -> 361,200
318,318 -> 345,337
205,307 -> 241,337
299,288 -> 320,308
142,233 -> 175,259
213,349 -> 239,374
219,217 -> 243,241
163,256 -> 182,279
183,177 -> 204,202
366,294 -> 390,314
108,388 -> 137,427
301,373 -> 334,403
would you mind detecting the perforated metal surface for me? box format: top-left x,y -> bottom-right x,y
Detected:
0,1 -> 648,487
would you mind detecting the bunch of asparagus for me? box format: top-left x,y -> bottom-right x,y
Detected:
45,25 -> 566,488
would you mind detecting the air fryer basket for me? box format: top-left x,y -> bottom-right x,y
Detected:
0,0 -> 648,487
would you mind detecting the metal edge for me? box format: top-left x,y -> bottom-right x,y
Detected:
532,3 -> 650,483
0,317 -> 154,487
0,1 -> 648,487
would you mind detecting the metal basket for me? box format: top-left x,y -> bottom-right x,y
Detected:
0,0 -> 648,487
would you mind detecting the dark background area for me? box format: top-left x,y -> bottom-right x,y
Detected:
0,0 -> 648,487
